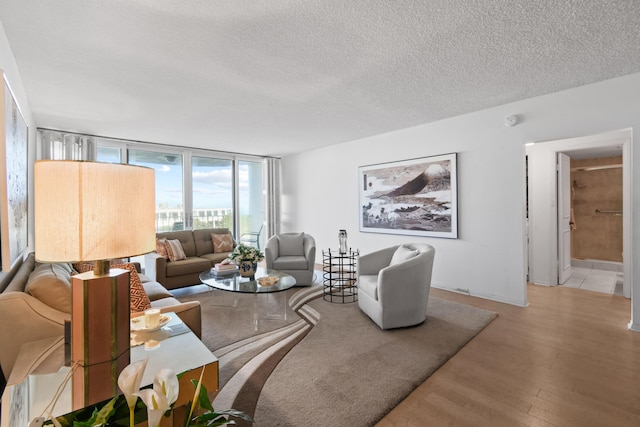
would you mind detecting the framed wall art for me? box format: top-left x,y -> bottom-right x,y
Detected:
0,71 -> 28,272
359,153 -> 458,239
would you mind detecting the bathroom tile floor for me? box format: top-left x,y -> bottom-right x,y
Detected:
561,267 -> 622,295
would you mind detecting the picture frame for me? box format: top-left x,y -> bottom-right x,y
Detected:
0,71 -> 29,272
359,153 -> 458,239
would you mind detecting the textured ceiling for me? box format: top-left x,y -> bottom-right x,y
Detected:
1,1 -> 639,157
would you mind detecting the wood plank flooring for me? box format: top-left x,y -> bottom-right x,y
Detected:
376,284 -> 640,427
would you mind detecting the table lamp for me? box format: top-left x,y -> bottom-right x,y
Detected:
34,160 -> 155,408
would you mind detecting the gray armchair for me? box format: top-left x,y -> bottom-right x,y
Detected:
265,232 -> 316,286
357,243 -> 435,329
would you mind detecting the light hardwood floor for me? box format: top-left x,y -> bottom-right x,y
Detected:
376,284 -> 640,426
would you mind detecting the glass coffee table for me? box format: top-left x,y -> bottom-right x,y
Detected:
199,267 -> 296,293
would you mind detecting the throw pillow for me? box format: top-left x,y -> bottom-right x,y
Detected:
73,262 -> 94,274
156,238 -> 169,259
390,245 -> 419,265
112,263 -> 152,313
26,263 -> 73,314
165,239 -> 187,262
73,259 -> 128,274
278,233 -> 304,256
73,262 -> 152,313
212,233 -> 234,252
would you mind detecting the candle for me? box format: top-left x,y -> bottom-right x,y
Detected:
144,308 -> 161,328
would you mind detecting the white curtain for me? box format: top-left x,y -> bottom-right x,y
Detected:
263,157 -> 281,239
39,129 -> 97,160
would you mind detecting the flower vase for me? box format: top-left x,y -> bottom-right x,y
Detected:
239,261 -> 257,277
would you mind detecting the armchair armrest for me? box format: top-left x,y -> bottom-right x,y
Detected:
358,245 -> 399,276
265,236 -> 279,266
303,235 -> 316,267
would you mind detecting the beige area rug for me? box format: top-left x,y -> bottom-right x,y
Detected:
178,283 -> 497,427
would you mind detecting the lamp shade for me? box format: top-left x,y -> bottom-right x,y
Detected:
34,161 -> 156,262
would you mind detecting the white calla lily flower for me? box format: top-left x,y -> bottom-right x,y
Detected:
154,368 -> 179,406
136,388 -> 171,427
117,357 -> 149,409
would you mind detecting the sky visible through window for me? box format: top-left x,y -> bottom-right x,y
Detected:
132,160 -> 249,209
99,148 -> 257,212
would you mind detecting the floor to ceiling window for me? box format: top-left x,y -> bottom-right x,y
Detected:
238,160 -> 264,248
41,130 -> 269,243
128,149 -> 185,232
192,156 -> 234,231
96,145 -> 122,163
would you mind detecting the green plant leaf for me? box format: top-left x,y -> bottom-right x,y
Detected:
190,379 -> 214,412
216,409 -> 254,422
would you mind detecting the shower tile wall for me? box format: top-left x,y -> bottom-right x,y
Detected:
570,156 -> 622,263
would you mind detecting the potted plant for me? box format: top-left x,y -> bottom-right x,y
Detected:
229,243 -> 264,277
53,359 -> 252,426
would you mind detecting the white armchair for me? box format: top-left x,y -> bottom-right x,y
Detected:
265,232 -> 316,286
357,243 -> 435,329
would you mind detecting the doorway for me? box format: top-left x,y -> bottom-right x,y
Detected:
558,152 -> 624,295
526,129 -> 633,322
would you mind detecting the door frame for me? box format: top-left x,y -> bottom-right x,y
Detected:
557,152 -> 572,285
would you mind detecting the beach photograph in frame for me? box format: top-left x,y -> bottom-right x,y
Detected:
359,153 -> 457,238
0,72 -> 28,272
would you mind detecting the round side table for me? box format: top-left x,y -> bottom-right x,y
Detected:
322,248 -> 359,303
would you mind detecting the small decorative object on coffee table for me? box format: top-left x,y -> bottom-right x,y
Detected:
323,248 -> 359,303
229,243 -> 264,278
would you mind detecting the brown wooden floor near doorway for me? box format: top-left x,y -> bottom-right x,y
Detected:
376,284 -> 640,426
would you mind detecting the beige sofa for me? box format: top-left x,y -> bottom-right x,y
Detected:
145,228 -> 235,290
0,253 -> 201,388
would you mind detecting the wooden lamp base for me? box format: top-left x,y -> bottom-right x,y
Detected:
71,268 -> 130,409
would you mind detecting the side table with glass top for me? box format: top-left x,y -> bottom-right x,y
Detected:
1,312 -> 218,427
322,248 -> 359,303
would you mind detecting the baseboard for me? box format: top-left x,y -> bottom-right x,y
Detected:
432,284 -> 528,307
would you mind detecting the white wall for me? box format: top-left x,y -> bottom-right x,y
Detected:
281,72 -> 640,324
0,21 -> 37,256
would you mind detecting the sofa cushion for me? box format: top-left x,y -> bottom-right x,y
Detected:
212,233 -> 234,252
138,272 -> 152,283
25,263 -> 73,313
165,257 -> 211,278
200,252 -> 232,264
150,296 -> 183,309
390,245 -> 419,266
278,233 -> 304,256
165,239 -> 187,262
142,280 -> 173,301
4,254 -> 36,293
193,228 -> 232,256
73,262 -> 152,313
156,238 -> 169,259
156,230 -> 196,257
358,274 -> 378,300
273,256 -> 308,270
